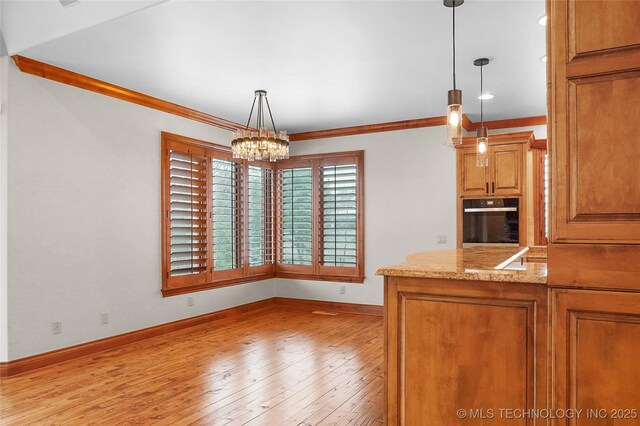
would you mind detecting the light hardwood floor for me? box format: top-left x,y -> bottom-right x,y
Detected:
0,306 -> 384,425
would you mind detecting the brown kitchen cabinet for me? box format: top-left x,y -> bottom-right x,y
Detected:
551,289 -> 640,425
457,132 -> 530,198
456,132 -> 536,247
459,146 -> 489,196
491,143 -> 522,196
548,0 -> 640,246
384,275 -> 548,426
546,0 -> 640,288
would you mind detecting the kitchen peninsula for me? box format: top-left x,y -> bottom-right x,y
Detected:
377,246 -> 548,425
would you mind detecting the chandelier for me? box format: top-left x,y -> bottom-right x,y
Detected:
231,90 -> 289,162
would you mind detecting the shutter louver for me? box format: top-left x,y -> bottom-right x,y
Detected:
320,164 -> 357,267
278,167 -> 313,265
168,150 -> 208,277
248,165 -> 274,267
212,158 -> 243,271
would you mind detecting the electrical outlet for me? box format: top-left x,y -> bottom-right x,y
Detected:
340,286 -> 346,295
437,235 -> 448,244
188,296 -> 194,307
52,321 -> 62,335
101,312 -> 109,325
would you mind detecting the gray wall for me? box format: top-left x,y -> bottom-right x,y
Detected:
2,58 -> 275,361
275,127 -> 458,305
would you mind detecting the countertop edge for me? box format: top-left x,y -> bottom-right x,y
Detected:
375,268 -> 547,285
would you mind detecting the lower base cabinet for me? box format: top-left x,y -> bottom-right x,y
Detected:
384,279 -> 640,425
552,289 -> 640,426
384,277 -> 548,425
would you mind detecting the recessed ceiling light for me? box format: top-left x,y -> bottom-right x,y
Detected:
478,94 -> 494,100
540,55 -> 547,63
538,15 -> 547,26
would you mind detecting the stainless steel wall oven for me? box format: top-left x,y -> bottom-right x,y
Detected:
462,198 -> 519,246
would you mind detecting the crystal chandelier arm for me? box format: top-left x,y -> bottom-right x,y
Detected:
264,96 -> 278,133
257,92 -> 262,129
245,94 -> 257,129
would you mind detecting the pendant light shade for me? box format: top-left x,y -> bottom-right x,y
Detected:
476,125 -> 489,167
474,58 -> 490,167
231,90 -> 289,162
447,89 -> 463,146
444,0 -> 464,147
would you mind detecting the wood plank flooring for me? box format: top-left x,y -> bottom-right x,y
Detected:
0,305 -> 384,425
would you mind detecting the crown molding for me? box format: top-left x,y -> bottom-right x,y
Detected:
465,115 -> 547,132
289,114 -> 547,142
12,55 -> 244,131
289,116 -> 449,142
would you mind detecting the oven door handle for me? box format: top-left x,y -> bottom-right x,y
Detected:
463,207 -> 518,212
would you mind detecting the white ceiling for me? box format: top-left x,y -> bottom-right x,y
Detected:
2,0 -> 547,133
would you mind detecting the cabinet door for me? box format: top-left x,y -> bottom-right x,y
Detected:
385,277 -> 548,425
549,0 -> 640,243
490,144 -> 522,196
552,289 -> 640,425
458,147 -> 488,197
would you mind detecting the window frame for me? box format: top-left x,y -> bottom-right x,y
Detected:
161,133 -> 364,296
161,132 -> 275,297
275,151 -> 365,283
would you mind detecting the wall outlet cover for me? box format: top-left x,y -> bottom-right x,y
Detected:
52,321 -> 62,335
100,312 -> 109,325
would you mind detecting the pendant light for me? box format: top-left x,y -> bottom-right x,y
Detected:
474,58 -> 490,167
444,0 -> 464,147
231,90 -> 289,162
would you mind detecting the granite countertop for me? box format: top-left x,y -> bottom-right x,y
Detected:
375,246 -> 547,284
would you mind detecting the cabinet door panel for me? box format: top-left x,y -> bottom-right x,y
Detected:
552,289 -> 640,426
491,144 -> 522,196
459,148 -> 488,197
385,278 -> 547,426
403,295 -> 530,425
549,0 -> 640,244
571,0 -> 640,58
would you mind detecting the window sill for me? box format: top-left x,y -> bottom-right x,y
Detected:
162,271 -> 366,297
275,272 -> 366,284
162,273 -> 275,297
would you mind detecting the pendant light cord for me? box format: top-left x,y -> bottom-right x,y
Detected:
452,4 -> 457,90
480,64 -> 484,125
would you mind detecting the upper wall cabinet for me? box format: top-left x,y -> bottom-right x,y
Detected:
457,132 -> 531,198
549,0 -> 640,244
459,148 -> 489,197
491,144 -> 523,196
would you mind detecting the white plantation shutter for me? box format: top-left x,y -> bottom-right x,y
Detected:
165,145 -> 210,285
248,165 -> 274,267
278,166 -> 314,266
320,164 -> 358,267
212,157 -> 243,272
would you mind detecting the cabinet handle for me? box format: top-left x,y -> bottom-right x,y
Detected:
485,182 -> 489,194
492,182 -> 495,193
